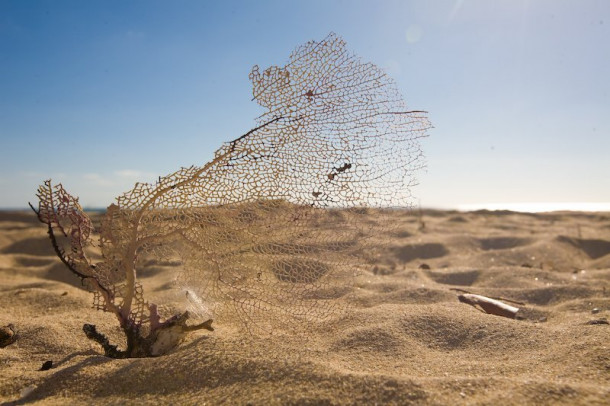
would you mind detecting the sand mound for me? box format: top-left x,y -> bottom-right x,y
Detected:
1,209 -> 609,405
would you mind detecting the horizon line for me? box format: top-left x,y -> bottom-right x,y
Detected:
454,202 -> 610,213
3,202 -> 610,214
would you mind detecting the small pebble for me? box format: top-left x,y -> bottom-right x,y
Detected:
39,360 -> 53,371
591,308 -> 601,314
20,385 -> 36,398
418,263 -> 431,270
0,324 -> 16,348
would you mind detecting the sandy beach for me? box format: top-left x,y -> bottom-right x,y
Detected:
1,208 -> 609,405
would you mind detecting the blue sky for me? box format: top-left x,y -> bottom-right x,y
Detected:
1,0 -> 609,210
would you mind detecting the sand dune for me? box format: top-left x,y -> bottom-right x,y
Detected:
1,209 -> 609,405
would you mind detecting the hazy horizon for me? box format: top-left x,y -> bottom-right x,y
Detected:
1,1 -> 609,210
4,202 -> 610,214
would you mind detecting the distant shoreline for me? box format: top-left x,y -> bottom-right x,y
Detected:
2,205 -> 610,215
455,202 -> 610,213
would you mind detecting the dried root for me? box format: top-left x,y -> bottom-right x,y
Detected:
84,313 -> 213,358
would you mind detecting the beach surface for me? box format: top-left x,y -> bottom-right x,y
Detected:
1,209 -> 609,405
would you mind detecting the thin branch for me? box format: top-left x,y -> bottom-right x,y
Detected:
229,116 -> 284,152
184,318 -> 214,332
29,201 -> 122,320
29,202 -> 89,280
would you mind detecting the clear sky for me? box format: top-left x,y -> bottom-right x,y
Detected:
1,0 -> 609,210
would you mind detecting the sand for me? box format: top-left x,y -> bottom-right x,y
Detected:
1,209 -> 609,405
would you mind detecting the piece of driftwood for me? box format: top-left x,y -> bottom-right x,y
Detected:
457,293 -> 520,319
585,318 -> 609,325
